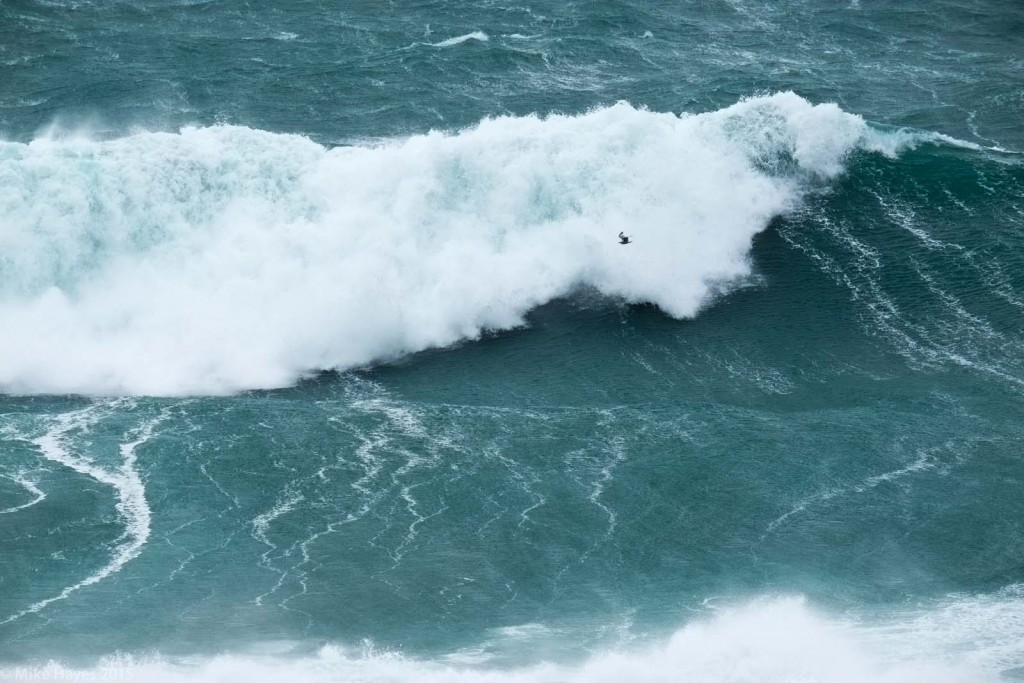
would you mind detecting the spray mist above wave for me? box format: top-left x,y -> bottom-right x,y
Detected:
0,92 -> 925,396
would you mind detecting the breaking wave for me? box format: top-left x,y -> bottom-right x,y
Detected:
0,92 -> 951,395
2,593 -> 1021,682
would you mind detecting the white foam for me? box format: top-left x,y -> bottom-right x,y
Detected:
1,403 -> 164,625
430,31 -> 489,47
2,594 -> 1018,682
859,126 -> 992,157
0,472 -> 46,515
0,92 -> 939,396
251,489 -> 304,605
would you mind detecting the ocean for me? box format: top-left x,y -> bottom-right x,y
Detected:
1,1 -> 1023,681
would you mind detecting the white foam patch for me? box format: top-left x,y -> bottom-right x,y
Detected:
2,594 -> 1019,682
430,31 -> 489,47
860,127 -> 984,156
0,92 -> 942,396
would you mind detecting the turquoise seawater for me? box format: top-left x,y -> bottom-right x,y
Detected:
1,1 -> 1024,681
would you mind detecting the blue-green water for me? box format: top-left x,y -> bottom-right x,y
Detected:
2,1 -> 1024,681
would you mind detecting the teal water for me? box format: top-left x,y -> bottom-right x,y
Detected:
2,2 -> 1024,681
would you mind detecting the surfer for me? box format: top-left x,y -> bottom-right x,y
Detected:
618,231 -> 632,245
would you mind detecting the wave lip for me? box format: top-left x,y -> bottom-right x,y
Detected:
0,92 -> 914,396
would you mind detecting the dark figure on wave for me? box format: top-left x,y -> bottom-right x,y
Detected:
618,231 -> 632,245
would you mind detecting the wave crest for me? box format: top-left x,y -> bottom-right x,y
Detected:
0,92 -> 919,395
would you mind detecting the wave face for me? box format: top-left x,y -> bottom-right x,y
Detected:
0,92 -> 910,396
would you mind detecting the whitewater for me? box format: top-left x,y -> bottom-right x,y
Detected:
3,2 -> 1024,681
2,594 -> 1022,683
0,92 -> 935,396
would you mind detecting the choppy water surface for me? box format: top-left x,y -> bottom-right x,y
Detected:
1,1 -> 1023,681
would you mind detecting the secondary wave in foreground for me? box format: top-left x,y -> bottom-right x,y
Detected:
0,92 -> 941,395
3,593 -> 1021,682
